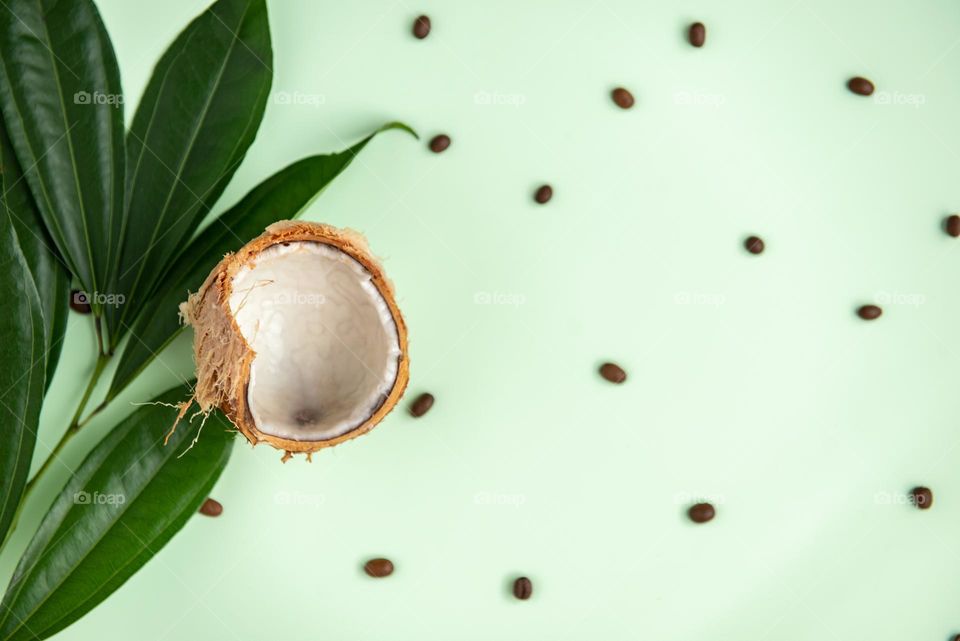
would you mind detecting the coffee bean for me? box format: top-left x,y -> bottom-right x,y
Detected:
857,304 -> 882,320
412,15 -> 431,39
534,184 -> 553,204
513,576 -> 533,600
688,22 -> 706,47
744,235 -> 764,254
945,215 -> 960,237
410,392 -> 435,417
688,502 -> 715,523
611,87 -> 635,109
429,134 -> 451,153
909,486 -> 933,510
364,557 -> 394,577
69,290 -> 91,314
199,498 -> 223,517
847,76 -> 875,97
599,362 -> 626,383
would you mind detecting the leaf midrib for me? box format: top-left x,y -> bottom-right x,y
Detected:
0,429 -> 222,641
121,19 -> 200,222
35,0 -> 100,301
134,66 -> 271,314
0,257 -> 40,535
0,48 -> 80,281
0,420 -> 133,636
24,448 -> 229,641
117,0 -> 253,333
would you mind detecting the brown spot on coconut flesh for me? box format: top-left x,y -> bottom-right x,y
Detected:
294,408 -> 322,426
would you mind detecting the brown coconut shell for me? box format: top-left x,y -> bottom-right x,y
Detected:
180,220 -> 409,457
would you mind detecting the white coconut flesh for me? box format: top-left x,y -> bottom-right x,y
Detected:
227,241 -> 402,442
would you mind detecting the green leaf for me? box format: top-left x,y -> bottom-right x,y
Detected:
106,122 -> 415,402
0,383 -> 235,641
0,119 -> 70,390
0,0 -> 125,319
0,181 -> 45,548
108,0 -> 273,348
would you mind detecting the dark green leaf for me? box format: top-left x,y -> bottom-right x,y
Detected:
0,383 -> 235,641
106,122 -> 415,402
0,184 -> 45,548
0,119 -> 70,390
0,0 -> 125,318
108,0 -> 273,348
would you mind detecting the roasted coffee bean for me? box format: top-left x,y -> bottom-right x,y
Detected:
857,304 -> 882,320
847,76 -> 875,96
909,486 -> 933,510
744,235 -> 764,254
429,134 -> 451,153
534,184 -> 553,204
513,577 -> 533,600
611,87 -> 635,109
945,215 -> 960,237
688,502 -> 715,523
412,15 -> 431,39
688,22 -> 706,47
410,392 -> 435,417
599,362 -> 627,384
199,498 -> 223,517
364,558 -> 394,577
69,290 -> 92,314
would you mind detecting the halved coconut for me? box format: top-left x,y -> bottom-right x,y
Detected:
180,220 -> 408,459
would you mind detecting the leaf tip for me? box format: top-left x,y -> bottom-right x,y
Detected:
377,121 -> 418,141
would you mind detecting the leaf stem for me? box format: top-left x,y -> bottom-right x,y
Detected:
28,353 -> 110,488
77,399 -> 107,429
94,316 -> 105,356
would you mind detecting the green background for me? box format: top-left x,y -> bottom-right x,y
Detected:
3,0 -> 960,639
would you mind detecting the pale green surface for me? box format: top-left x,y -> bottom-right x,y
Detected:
3,0 -> 960,639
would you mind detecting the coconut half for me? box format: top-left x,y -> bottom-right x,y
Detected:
180,220 -> 408,458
